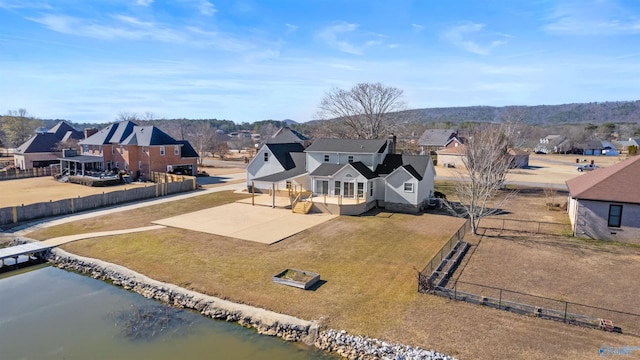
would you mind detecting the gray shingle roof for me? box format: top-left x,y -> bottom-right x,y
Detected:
253,153 -> 307,182
265,143 -> 305,170
375,154 -> 430,180
80,121 -> 137,146
16,121 -> 83,154
121,126 -> 180,146
417,129 -> 457,147
305,138 -> 388,153
266,127 -> 309,144
308,163 -> 344,177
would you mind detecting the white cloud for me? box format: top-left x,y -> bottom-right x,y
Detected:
198,0 -> 217,16
112,15 -> 154,28
0,1 -> 51,9
28,14 -> 187,42
411,23 -> 424,32
543,0 -> 640,35
316,22 -> 381,55
135,0 -> 154,6
285,23 -> 298,34
443,22 -> 508,55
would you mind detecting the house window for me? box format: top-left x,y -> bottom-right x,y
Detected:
370,184 -> 373,196
286,181 -> 292,189
348,155 -> 354,163
142,146 -> 146,153
120,146 -> 123,155
174,146 -> 179,156
324,154 -> 330,162
82,145 -> 88,153
160,146 -> 165,156
334,181 -> 341,196
357,182 -> 364,198
404,182 -> 414,193
111,145 -> 115,154
264,152 -> 269,161
138,161 -> 142,170
608,205 -> 623,227
115,162 -> 119,170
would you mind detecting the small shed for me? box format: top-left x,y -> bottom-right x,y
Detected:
508,148 -> 529,168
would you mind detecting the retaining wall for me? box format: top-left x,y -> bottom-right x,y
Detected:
46,248 -> 455,360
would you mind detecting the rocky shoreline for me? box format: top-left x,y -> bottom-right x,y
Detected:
46,247 -> 455,360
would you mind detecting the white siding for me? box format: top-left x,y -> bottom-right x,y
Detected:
573,199 -> 640,244
246,147 -> 285,187
417,160 -> 435,204
385,168 -> 417,205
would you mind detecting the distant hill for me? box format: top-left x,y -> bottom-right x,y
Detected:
389,100 -> 640,125
282,119 -> 298,125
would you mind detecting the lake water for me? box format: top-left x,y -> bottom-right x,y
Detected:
0,266 -> 337,360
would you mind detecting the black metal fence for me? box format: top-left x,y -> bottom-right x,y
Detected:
479,217 -> 571,235
421,219 -> 471,275
436,280 -> 640,337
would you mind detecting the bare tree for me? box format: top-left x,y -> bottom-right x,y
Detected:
210,133 -> 230,160
187,121 -> 215,165
116,111 -> 140,122
1,109 -> 42,147
317,82 -> 406,139
543,184 -> 558,210
445,122 -> 518,235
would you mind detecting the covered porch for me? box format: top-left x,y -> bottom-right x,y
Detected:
58,155 -> 105,177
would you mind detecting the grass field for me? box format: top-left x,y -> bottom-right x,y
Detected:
25,186 -> 640,360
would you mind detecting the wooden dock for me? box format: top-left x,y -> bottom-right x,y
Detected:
0,242 -> 53,269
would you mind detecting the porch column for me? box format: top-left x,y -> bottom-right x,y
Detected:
272,183 -> 275,208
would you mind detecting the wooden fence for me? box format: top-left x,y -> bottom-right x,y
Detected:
0,167 -> 53,181
0,174 -> 197,226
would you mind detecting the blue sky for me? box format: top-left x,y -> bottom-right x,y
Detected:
1,0 -> 639,123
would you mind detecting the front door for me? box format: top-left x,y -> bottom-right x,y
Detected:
344,182 -> 355,198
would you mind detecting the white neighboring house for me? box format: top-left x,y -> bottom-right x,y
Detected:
247,138 -> 436,214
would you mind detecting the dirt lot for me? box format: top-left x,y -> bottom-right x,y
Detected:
0,166 -> 244,208
452,233 -> 640,332
437,153 -> 627,185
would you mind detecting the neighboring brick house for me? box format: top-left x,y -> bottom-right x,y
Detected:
566,155 -> 640,243
14,121 -> 84,169
73,121 -> 198,179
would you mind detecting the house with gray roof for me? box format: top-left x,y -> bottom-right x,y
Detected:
566,156 -> 640,243
69,121 -> 198,179
247,137 -> 435,214
265,126 -> 311,147
417,129 -> 459,154
14,121 -> 83,169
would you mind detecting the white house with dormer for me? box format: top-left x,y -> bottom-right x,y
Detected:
246,136 -> 435,214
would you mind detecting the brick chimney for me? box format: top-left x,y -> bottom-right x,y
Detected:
84,128 -> 98,139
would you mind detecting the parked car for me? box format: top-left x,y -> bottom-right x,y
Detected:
577,164 -> 598,172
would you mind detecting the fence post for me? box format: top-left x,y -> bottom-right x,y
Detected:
537,222 -> 541,234
499,289 -> 502,310
564,302 -> 568,322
